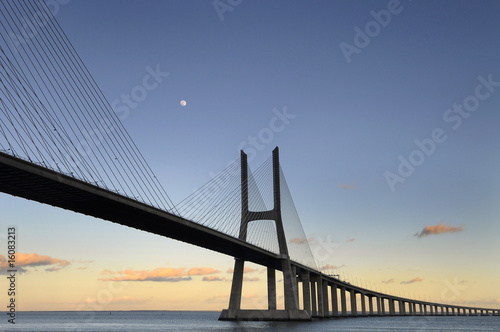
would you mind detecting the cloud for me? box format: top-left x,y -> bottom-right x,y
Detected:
0,253 -> 70,274
346,238 -> 355,242
226,267 -> 258,274
202,276 -> 227,282
289,237 -> 308,244
400,277 -> 423,285
415,223 -> 464,238
243,277 -> 260,282
382,278 -> 395,284
84,296 -> 147,305
99,266 -> 218,282
319,264 -> 345,271
206,295 -> 228,303
338,183 -> 358,190
188,267 -> 219,276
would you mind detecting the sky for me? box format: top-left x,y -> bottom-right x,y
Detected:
1,0 -> 500,312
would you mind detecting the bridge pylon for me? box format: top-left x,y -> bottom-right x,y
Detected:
219,147 -> 311,321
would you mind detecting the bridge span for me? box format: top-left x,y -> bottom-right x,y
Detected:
1,150 -> 498,321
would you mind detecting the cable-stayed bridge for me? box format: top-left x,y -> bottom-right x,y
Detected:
0,0 -> 498,321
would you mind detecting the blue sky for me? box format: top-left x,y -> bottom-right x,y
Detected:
1,0 -> 499,311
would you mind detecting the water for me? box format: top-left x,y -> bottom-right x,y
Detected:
1,311 -> 499,331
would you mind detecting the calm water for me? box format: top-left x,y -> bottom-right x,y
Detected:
1,311 -> 499,331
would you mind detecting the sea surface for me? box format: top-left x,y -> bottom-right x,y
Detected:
1,311 -> 499,331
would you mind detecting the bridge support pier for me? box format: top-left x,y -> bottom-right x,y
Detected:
219,148 -> 310,321
389,299 -> 396,316
301,270 -> 311,315
341,286 -> 347,316
321,277 -> 329,317
331,283 -> 339,317
350,289 -> 358,316
227,258 -> 244,311
267,267 -> 277,310
316,275 -> 325,317
311,278 -> 317,316
377,297 -> 383,315
399,300 -> 405,315
361,294 -> 366,316
368,296 -> 374,315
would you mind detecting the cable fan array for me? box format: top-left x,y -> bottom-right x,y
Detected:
177,157 -> 280,254
0,0 -> 318,269
0,0 -> 177,213
177,155 -> 318,270
279,166 -> 318,270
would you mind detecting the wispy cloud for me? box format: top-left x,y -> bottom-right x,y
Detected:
338,182 -> 358,190
289,237 -> 308,244
188,267 -> 219,276
415,223 -> 464,238
319,264 -> 345,271
99,266 -> 218,282
243,277 -> 260,282
346,238 -> 355,243
202,276 -> 227,282
400,277 -> 423,285
0,253 -> 70,273
382,278 -> 395,284
206,295 -> 228,303
226,267 -> 258,274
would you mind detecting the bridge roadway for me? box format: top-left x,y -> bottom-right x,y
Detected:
1,152 -> 499,318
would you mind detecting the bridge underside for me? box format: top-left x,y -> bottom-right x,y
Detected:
0,152 -> 282,270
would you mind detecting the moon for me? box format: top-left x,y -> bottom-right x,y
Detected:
180,100 -> 187,107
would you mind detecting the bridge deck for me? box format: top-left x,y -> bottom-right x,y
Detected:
0,152 -> 281,269
2,152 -> 498,316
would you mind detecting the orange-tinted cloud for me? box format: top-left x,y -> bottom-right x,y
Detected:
84,296 -> 147,305
338,183 -> 358,190
226,267 -> 258,274
289,237 -> 308,244
319,264 -> 345,271
0,253 -> 70,273
99,266 -> 219,282
202,276 -> 227,282
415,223 -> 464,238
206,295 -> 228,303
400,277 -> 423,284
188,267 -> 219,276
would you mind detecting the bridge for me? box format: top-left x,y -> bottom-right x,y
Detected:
0,0 -> 498,321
